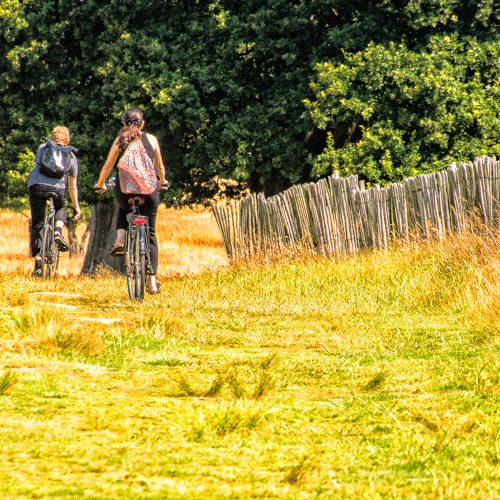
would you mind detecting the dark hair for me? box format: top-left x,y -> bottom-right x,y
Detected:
117,108 -> 144,151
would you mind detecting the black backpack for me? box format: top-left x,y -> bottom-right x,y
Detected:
39,137 -> 78,179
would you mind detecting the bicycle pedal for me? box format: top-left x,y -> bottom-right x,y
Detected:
110,244 -> 126,256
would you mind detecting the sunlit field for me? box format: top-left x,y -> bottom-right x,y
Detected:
0,206 -> 228,277
0,206 -> 498,498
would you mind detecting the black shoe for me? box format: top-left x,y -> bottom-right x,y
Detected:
54,230 -> 69,252
32,260 -> 43,277
54,229 -> 69,252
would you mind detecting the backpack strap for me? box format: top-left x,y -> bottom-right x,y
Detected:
140,134 -> 154,158
44,137 -> 78,154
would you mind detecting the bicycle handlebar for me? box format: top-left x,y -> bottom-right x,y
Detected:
95,176 -> 169,194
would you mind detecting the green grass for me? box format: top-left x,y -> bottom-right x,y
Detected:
0,230 -> 498,498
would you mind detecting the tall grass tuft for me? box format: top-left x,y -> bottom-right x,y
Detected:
210,402 -> 264,436
203,373 -> 226,397
251,362 -> 275,399
363,370 -> 387,392
0,370 -> 18,394
37,329 -> 105,360
176,373 -> 226,397
226,353 -> 279,399
284,455 -> 315,485
177,377 -> 196,396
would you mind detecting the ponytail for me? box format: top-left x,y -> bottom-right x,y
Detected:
117,124 -> 142,151
116,108 -> 144,151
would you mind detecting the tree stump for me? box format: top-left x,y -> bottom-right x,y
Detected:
81,201 -> 125,275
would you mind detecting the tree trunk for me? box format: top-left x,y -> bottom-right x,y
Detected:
81,201 -> 125,275
67,218 -> 89,257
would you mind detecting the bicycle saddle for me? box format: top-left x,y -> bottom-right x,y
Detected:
45,192 -> 59,199
128,197 -> 145,206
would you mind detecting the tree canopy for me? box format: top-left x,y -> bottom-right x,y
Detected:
0,0 -> 497,205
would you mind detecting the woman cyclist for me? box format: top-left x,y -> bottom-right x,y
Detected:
28,126 -> 81,277
94,107 -> 168,295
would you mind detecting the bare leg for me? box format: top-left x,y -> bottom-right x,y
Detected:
114,229 -> 126,246
148,274 -> 160,294
147,274 -> 159,293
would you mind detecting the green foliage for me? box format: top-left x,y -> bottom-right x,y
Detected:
4,148 -> 33,199
0,0 -> 497,203
306,6 -> 499,184
0,0 -> 27,41
306,34 -> 499,183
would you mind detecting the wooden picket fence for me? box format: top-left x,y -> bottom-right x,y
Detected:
212,157 -> 500,260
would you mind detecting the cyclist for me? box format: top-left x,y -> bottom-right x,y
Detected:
94,108 -> 168,295
28,126 -> 81,277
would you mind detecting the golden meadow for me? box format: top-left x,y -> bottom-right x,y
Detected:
0,206 -> 498,498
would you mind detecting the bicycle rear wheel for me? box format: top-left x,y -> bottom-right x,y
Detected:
134,231 -> 146,301
125,231 -> 135,300
125,229 -> 146,301
40,223 -> 57,278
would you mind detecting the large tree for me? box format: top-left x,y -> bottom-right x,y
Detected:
0,0 -> 497,203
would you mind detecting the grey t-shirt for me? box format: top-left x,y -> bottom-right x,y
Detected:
27,143 -> 78,189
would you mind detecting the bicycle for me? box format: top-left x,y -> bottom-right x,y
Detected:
125,196 -> 154,301
96,176 -> 163,301
39,194 -> 60,278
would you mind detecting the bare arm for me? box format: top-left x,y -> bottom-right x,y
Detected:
67,175 -> 82,220
94,138 -> 120,191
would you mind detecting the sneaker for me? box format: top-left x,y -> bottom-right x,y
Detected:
32,259 -> 43,277
54,230 -> 69,252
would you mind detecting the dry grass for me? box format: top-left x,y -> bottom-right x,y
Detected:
156,206 -> 228,276
0,206 -> 228,277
